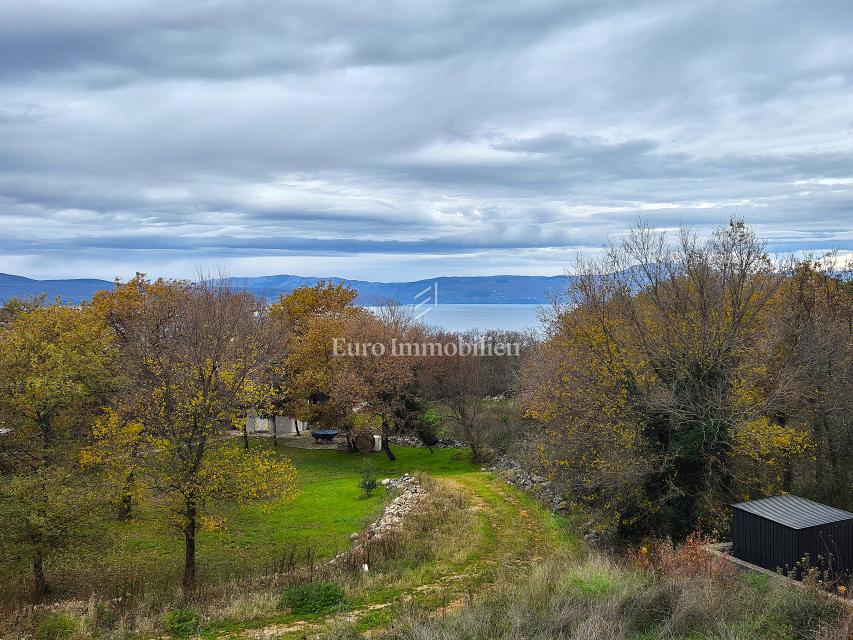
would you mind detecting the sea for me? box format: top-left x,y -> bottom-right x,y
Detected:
371,303 -> 545,333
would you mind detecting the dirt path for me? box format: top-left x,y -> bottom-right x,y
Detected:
212,472 -> 570,640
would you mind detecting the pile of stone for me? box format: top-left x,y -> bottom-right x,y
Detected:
361,474 -> 426,538
330,474 -> 427,568
389,434 -> 466,449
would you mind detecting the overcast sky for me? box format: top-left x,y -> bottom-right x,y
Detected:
1,0 -> 852,281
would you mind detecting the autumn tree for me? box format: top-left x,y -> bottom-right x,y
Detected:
269,282 -> 359,434
0,302 -> 115,596
418,331 -> 495,462
89,276 -> 296,591
0,294 -> 47,328
524,221 -> 786,536
329,308 -> 415,460
764,256 -> 853,506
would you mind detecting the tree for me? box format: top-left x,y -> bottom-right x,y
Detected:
89,276 -> 296,591
0,302 -> 115,596
764,257 -> 853,506
0,294 -> 46,328
419,331 -> 494,462
329,309 -> 415,460
524,221 -> 785,536
269,282 -> 359,434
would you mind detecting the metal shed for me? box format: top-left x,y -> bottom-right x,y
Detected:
731,495 -> 853,577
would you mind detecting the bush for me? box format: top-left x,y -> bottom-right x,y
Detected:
281,582 -> 346,615
774,587 -> 843,639
162,607 -> 199,637
416,409 -> 440,451
359,460 -> 378,497
34,612 -> 78,640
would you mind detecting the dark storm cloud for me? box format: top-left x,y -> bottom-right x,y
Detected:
0,0 -> 851,280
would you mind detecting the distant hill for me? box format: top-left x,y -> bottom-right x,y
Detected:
222,274 -> 574,304
0,273 -> 573,305
0,273 -> 114,304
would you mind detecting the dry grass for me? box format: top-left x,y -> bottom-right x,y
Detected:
319,540 -> 853,640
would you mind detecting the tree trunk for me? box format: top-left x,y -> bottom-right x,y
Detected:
33,552 -> 48,598
381,418 -> 396,461
117,490 -> 133,521
117,470 -> 134,521
782,459 -> 793,493
182,499 -> 197,592
242,424 -> 250,450
469,442 -> 480,463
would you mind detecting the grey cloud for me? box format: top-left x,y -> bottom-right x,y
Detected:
0,0 -> 852,281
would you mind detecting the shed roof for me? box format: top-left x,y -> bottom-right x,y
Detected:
732,495 -> 853,530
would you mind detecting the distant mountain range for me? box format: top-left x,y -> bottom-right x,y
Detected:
0,273 -> 116,305
0,273 -> 574,305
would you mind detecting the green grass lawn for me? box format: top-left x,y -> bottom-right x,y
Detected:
95,441 -> 479,588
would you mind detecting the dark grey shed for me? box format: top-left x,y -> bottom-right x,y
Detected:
731,495 -> 853,577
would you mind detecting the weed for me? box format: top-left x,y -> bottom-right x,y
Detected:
33,612 -> 79,640
162,607 -> 199,637
359,459 -> 378,497
281,582 -> 346,615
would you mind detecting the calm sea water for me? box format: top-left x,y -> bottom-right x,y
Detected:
384,304 -> 545,332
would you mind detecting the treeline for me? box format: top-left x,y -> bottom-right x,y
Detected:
1,219 -> 849,601
521,221 -> 852,538
0,275 -> 524,599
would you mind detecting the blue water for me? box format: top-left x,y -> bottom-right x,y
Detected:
406,304 -> 544,332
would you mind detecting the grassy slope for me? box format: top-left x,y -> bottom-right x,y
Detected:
8,439 -> 847,639
98,443 -> 480,586
193,444 -> 849,640
203,452 -> 576,639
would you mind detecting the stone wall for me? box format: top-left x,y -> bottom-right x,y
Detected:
490,456 -> 602,544
388,434 -> 466,449
329,474 -> 426,568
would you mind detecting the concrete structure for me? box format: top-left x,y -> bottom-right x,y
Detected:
274,415 -> 309,436
245,413 -> 309,436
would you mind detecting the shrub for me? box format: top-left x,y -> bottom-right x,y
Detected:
34,612 -> 78,640
162,607 -> 199,637
628,531 -> 736,583
774,587 -> 843,639
281,582 -> 346,615
416,409 -> 441,452
359,460 -> 378,497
